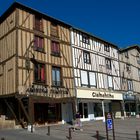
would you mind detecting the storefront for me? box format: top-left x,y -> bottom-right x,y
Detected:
123,92 -> 140,118
77,89 -> 123,121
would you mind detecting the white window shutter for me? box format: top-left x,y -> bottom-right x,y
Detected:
81,70 -> 88,85
108,76 -> 113,88
89,72 -> 96,86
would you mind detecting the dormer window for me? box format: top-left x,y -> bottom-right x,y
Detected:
125,51 -> 129,58
105,58 -> 111,69
35,16 -> 43,31
104,44 -> 110,52
126,64 -> 131,72
51,22 -> 58,37
82,34 -> 90,44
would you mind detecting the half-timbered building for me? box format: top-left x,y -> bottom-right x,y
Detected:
119,46 -> 140,118
0,2 -> 75,127
71,28 -> 123,121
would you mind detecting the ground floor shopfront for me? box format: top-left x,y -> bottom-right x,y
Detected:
0,95 -> 75,127
76,88 -> 123,122
123,92 -> 140,118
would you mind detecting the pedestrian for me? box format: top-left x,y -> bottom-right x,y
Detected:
75,111 -> 83,131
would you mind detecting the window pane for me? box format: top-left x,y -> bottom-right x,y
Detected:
52,69 -> 55,81
81,70 -> 88,86
56,70 -> 60,81
89,72 -> 96,86
52,67 -> 61,86
34,63 -> 45,83
108,76 -> 113,88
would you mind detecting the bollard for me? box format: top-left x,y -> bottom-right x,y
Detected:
96,130 -> 99,140
136,131 -> 139,140
67,127 -> 72,140
31,124 -> 33,133
47,126 -> 50,136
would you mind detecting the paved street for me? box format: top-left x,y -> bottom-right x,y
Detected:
0,118 -> 140,140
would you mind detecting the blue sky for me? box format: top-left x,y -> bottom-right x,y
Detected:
0,0 -> 140,48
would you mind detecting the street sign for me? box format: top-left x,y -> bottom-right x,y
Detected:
107,119 -> 113,130
105,112 -> 115,140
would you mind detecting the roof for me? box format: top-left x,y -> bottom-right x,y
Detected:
72,27 -> 118,48
0,2 -> 72,27
119,45 -> 140,53
0,2 -> 118,48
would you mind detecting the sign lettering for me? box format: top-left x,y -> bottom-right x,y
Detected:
92,92 -> 114,98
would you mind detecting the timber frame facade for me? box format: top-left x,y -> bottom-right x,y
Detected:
0,2 -> 140,128
71,28 -> 123,121
119,46 -> 140,118
0,2 -> 75,127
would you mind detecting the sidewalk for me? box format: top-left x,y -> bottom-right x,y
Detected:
34,118 -> 140,140
0,118 -> 140,140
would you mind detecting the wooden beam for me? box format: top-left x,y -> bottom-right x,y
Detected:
17,97 -> 31,123
4,99 -> 19,123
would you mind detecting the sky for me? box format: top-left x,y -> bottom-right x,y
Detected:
0,0 -> 140,48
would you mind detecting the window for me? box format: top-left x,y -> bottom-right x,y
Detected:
104,44 -> 110,52
51,23 -> 58,37
108,76 -> 113,89
128,80 -> 133,91
81,70 -> 88,86
52,67 -> 61,86
124,51 -> 129,58
105,58 -> 111,69
51,41 -> 60,56
126,64 -> 131,72
83,51 -> 91,64
89,72 -> 96,87
34,35 -> 44,52
35,16 -> 43,31
34,63 -> 45,83
82,34 -> 90,44
138,69 -> 140,80
81,70 -> 96,87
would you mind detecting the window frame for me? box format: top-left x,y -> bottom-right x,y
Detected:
83,51 -> 91,64
51,41 -> 60,57
107,75 -> 113,89
34,35 -> 44,52
124,51 -> 129,58
50,22 -> 58,37
127,80 -> 133,91
104,44 -> 110,52
89,72 -> 97,87
52,66 -> 62,87
82,34 -> 90,44
34,63 -> 45,83
105,58 -> 112,69
81,70 -> 97,88
34,15 -> 43,31
138,69 -> 140,80
126,64 -> 131,72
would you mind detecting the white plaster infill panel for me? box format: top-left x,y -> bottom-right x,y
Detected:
77,89 -> 123,100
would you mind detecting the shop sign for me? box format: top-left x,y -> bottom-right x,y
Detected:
50,87 -> 68,94
123,94 -> 135,100
92,92 -> 114,98
26,84 -> 48,94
